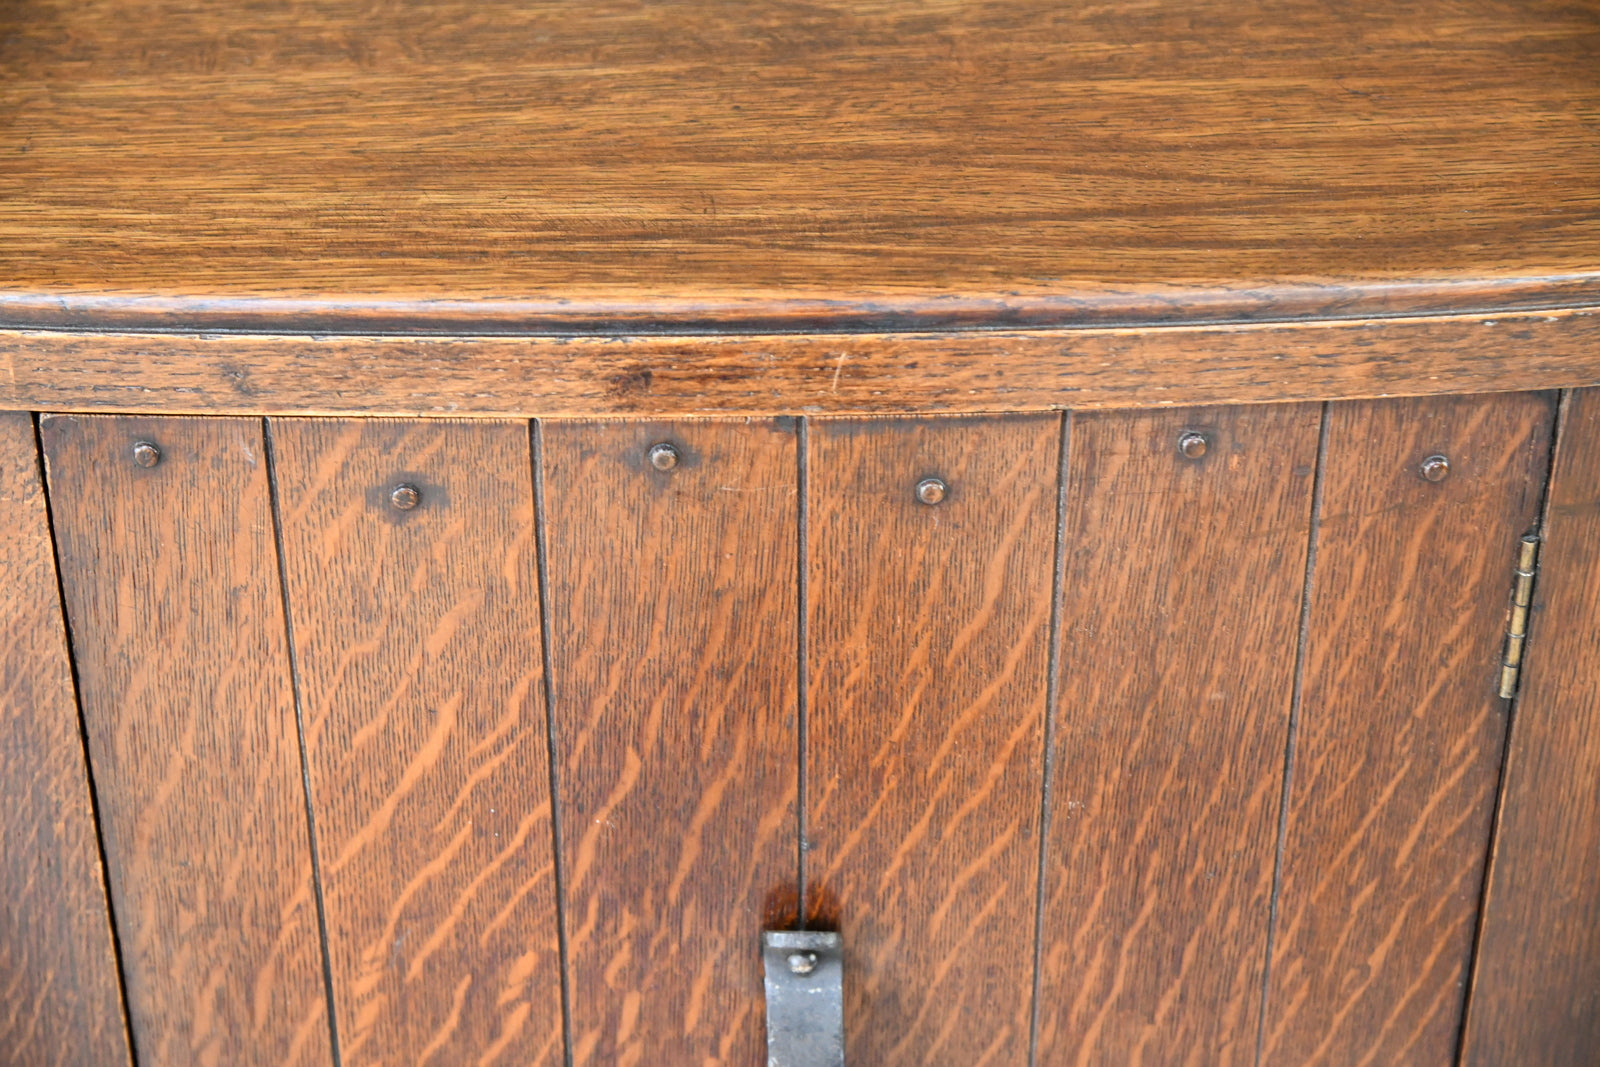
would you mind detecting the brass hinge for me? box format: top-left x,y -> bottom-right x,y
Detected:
1498,533 -> 1541,699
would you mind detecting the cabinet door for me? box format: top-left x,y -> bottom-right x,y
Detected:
0,412 -> 131,1067
539,417 -> 800,1067
19,396 -> 1584,1065
269,418 -> 564,1066
807,413 -> 1059,1066
42,414 -> 332,1067
1037,403 -> 1319,1066
1463,387 -> 1600,1065
1261,393 -> 1553,1066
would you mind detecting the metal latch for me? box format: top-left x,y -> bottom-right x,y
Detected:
762,931 -> 844,1067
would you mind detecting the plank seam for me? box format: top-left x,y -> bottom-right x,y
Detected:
1254,400 -> 1331,1067
262,417 -> 344,1067
1454,387 -> 1570,1066
31,411 -> 141,1067
529,419 -> 577,1067
1027,409 -> 1072,1067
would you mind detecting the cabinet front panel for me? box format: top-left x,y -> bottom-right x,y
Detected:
0,412 -> 131,1067
17,393 -> 1595,1065
270,418 -> 563,1066
1261,393 -> 1555,1066
807,413 -> 1059,1066
1037,403 -> 1321,1066
1464,387 -> 1600,1065
42,414 -> 332,1067
539,418 -> 800,1067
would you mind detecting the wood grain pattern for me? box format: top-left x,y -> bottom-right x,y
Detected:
1260,393 -> 1554,1066
1035,404 -> 1320,1065
6,309 -> 1600,420
269,418 -> 563,1065
0,411 -> 132,1067
1,0 -> 1598,332
1462,387 -> 1600,1066
806,414 -> 1058,1066
539,417 -> 799,1066
40,414 -> 332,1066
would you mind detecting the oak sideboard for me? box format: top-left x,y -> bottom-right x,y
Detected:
3,1 -> 1599,1065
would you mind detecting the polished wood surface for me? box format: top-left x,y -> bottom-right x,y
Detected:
1260,393 -> 1553,1065
1037,405 -> 1318,1066
6,309 -> 1600,419
539,418 -> 799,1066
40,415 -> 332,1066
269,419 -> 563,1065
1463,387 -> 1600,1066
806,414 -> 1057,1065
1,0 -> 1597,333
0,412 -> 131,1067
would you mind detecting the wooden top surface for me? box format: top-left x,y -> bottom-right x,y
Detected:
2,0 -> 1598,333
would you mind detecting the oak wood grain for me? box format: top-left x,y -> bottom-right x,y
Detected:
1,0 -> 1598,332
1461,387 -> 1600,1066
5,309 -> 1600,420
0,411 -> 132,1067
269,418 -> 563,1066
539,417 -> 799,1066
1035,404 -> 1320,1066
1260,393 -> 1554,1066
806,413 -> 1058,1066
40,414 -> 332,1066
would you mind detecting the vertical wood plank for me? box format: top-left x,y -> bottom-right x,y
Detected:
269,419 -> 564,1065
1462,387 -> 1600,1066
40,414 -> 332,1066
806,413 -> 1058,1066
0,412 -> 132,1067
540,417 -> 798,1067
1035,404 -> 1321,1065
1261,392 -> 1554,1066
